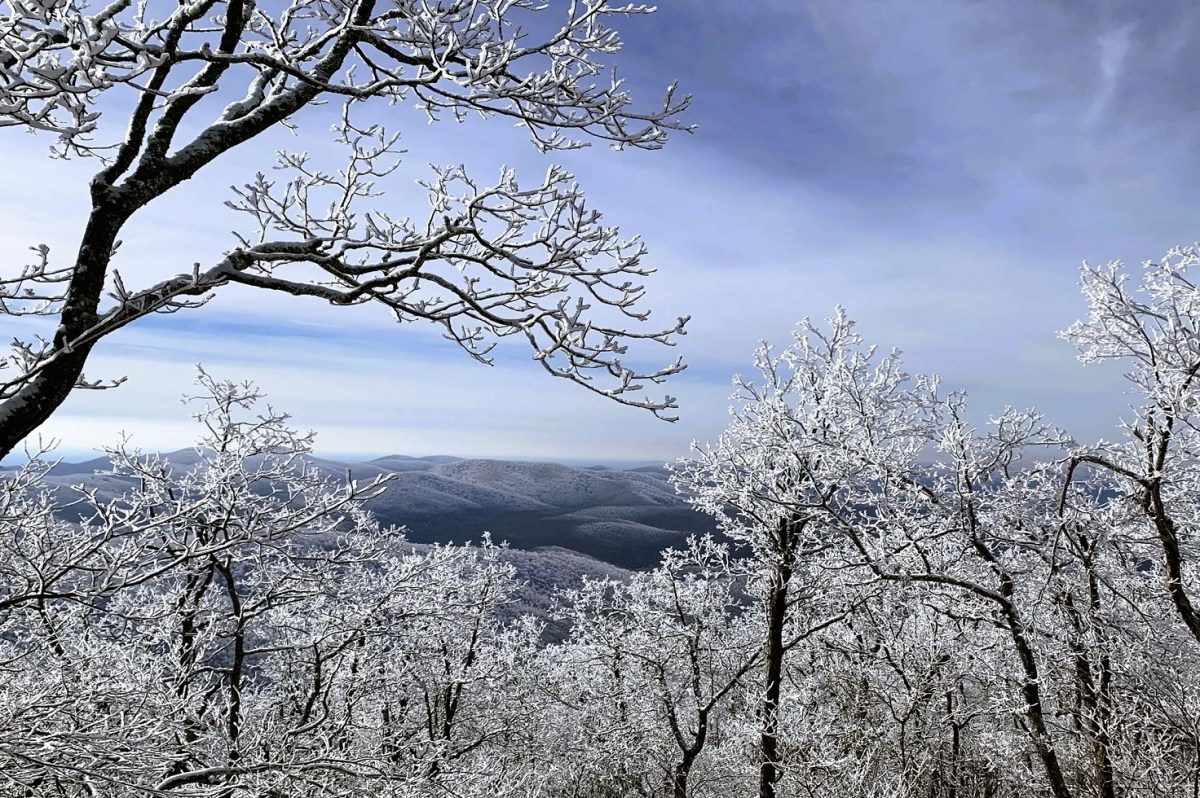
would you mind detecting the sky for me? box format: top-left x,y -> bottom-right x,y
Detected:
3,0 -> 1199,466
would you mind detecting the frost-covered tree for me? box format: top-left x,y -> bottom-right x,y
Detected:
671,311 -> 943,798
1061,246 -> 1200,645
14,235 -> 1200,797
0,0 -> 691,458
542,537 -> 761,798
672,297 -> 1200,798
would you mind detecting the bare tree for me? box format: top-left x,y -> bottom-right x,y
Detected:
549,537 -> 762,798
1061,246 -> 1200,645
0,0 -> 691,458
671,311 -> 936,798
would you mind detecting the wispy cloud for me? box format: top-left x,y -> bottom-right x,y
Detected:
1086,22 -> 1136,127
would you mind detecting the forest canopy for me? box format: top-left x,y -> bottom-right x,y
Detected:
4,249 -> 1200,797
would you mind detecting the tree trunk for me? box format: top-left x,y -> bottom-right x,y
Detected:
759,516 -> 797,798
0,196 -> 128,459
672,752 -> 696,798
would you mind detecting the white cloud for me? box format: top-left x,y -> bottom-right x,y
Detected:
1086,23 -> 1136,127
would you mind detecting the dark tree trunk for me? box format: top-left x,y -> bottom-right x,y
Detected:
1147,483 -> 1200,646
759,515 -> 798,798
969,528 -> 1074,798
1003,591 -> 1074,798
0,197 -> 128,459
672,749 -> 698,798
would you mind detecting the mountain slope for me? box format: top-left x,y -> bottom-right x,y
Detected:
361,456 -> 713,568
24,452 -> 715,570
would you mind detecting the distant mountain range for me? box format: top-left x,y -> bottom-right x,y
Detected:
18,452 -> 718,571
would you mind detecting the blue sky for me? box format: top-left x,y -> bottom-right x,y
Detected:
2,0 -> 1198,464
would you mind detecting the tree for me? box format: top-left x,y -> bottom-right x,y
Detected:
671,311 -> 935,798
545,537 -> 762,798
0,0 -> 691,459
1061,246 -> 1200,645
670,309 -> 1200,798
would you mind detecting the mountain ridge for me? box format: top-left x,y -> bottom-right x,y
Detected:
12,451 -> 715,570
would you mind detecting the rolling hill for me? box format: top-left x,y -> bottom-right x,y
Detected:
20,452 -> 717,570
